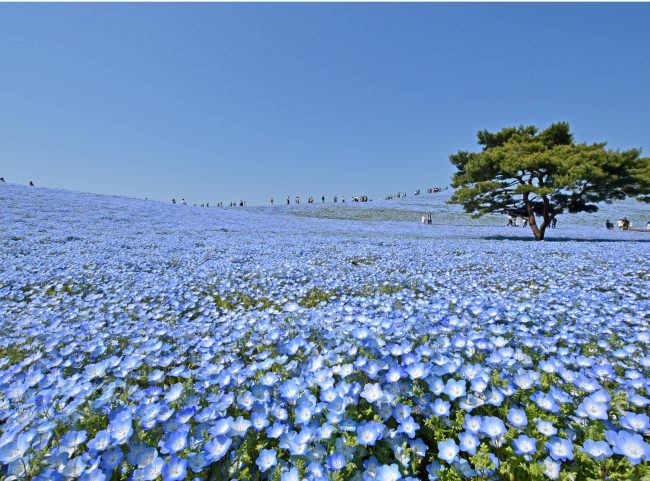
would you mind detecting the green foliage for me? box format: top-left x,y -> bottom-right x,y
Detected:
448,122 -> 650,240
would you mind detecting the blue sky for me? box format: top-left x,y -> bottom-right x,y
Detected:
1,3 -> 649,206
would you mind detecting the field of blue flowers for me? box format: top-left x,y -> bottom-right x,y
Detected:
1,183 -> 650,481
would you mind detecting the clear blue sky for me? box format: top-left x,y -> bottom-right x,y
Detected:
1,3 -> 649,206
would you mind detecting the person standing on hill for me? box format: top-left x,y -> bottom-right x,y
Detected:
322,195 -> 325,203
29,181 -> 34,186
421,214 -> 425,223
271,198 -> 273,205
428,213 -> 432,225
287,196 -> 290,204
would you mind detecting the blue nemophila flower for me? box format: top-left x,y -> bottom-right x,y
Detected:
426,460 -> 445,481
397,416 -> 419,439
80,468 -> 106,481
576,397 -> 609,420
357,422 -> 383,446
375,463 -> 401,481
307,462 -> 324,478
60,430 -> 87,448
255,449 -> 277,472
164,383 -> 184,403
326,454 -> 347,471
619,412 -> 650,432
437,439 -> 459,464
136,447 -> 159,468
87,430 -> 111,453
513,435 -> 537,456
458,431 -> 480,455
162,425 -> 190,455
279,380 -> 300,400
545,437 -> 574,461
100,447 -> 124,471
281,467 -> 300,481
360,383 -> 384,403
271,403 -> 289,421
148,370 -> 165,383
209,416 -> 233,437
530,391 -> 560,413
392,403 -> 411,422
320,387 -> 339,403
194,406 -> 217,423
538,457 -> 561,480
0,433 -> 30,464
606,431 -> 650,465
485,388 -> 504,406
316,423 -> 335,440
513,371 -> 535,390
267,422 -> 286,439
228,416 -> 252,437
175,406 -> 197,424
537,420 -> 558,437
409,438 -> 428,457
428,377 -> 445,395
340,418 -> 359,432
462,414 -> 482,434
204,435 -> 231,462
295,401 -> 314,424
431,398 -> 450,417
385,366 -> 405,383
481,417 -> 506,439
161,455 -> 187,481
580,440 -> 612,461
443,379 -> 466,400
506,408 -> 528,427
628,394 -> 650,408
249,410 -> 270,433
259,372 -> 279,386
186,452 -> 208,473
404,362 -> 429,380
470,377 -> 488,393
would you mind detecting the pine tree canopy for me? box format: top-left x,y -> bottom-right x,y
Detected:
447,122 -> 650,240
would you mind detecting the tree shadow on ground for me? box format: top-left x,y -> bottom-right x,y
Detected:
482,235 -> 650,243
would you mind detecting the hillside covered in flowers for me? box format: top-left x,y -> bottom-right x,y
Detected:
1,183 -> 650,481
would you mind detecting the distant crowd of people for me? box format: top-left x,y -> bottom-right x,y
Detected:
607,217 -> 650,231
506,214 -> 557,228
415,187 -> 445,195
